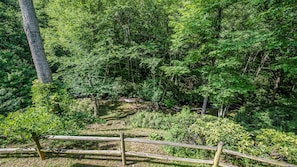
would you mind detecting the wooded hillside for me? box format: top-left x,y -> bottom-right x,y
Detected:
0,0 -> 297,165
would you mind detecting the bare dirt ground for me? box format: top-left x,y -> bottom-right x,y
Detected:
0,102 -> 202,167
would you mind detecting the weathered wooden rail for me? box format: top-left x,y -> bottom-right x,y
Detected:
0,133 -> 296,167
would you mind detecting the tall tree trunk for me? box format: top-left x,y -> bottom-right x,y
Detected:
19,0 -> 52,83
201,7 -> 223,116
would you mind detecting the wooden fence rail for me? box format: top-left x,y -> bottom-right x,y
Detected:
1,133 -> 297,167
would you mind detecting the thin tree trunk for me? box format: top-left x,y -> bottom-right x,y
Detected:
222,105 -> 229,117
19,0 -> 52,83
256,55 -> 269,77
218,104 -> 223,117
87,77 -> 100,117
272,71 -> 281,103
243,56 -> 251,73
90,94 -> 100,118
201,95 -> 208,115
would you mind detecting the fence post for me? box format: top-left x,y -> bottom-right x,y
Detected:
31,133 -> 45,160
120,132 -> 126,166
212,141 -> 224,167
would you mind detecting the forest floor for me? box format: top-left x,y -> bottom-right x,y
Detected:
0,102 -> 204,167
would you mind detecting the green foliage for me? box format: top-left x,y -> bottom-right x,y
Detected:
0,0 -> 36,115
253,129 -> 297,164
138,79 -> 163,102
164,98 -> 177,108
235,105 -> 297,134
31,80 -> 71,115
31,80 -> 104,131
160,60 -> 190,77
70,99 -> 94,114
190,116 -> 251,152
61,111 -> 105,129
65,98 -> 106,128
129,108 -> 297,165
0,80 -> 105,143
162,108 -> 202,158
149,132 -> 164,141
127,110 -> 170,130
0,107 -> 63,141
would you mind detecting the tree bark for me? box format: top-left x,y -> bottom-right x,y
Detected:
87,77 -> 100,117
201,95 -> 208,115
19,0 -> 53,83
90,94 -> 100,118
272,71 -> 281,103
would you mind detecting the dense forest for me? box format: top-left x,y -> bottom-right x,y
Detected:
0,0 -> 297,166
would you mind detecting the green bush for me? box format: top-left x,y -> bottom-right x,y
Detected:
127,107 -> 297,165
127,110 -> 170,130
138,79 -> 163,102
190,115 -> 251,152
70,98 -> 93,114
0,80 -> 103,144
31,80 -> 104,131
31,80 -> 72,115
253,129 -> 297,164
161,107 -> 204,158
62,111 -> 105,129
164,107 -> 200,143
149,132 -> 164,141
1,107 -> 64,142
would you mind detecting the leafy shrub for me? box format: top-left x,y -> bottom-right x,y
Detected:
253,129 -> 297,164
164,107 -> 200,143
163,91 -> 178,108
62,111 -> 105,129
70,98 -> 93,114
0,107 -> 63,142
31,80 -> 72,115
0,115 -> 7,147
190,115 -> 251,152
161,107 -> 205,158
127,110 -> 170,130
128,107 -> 297,165
149,132 -> 164,141
138,79 -> 163,102
165,109 -> 297,165
31,80 -> 104,131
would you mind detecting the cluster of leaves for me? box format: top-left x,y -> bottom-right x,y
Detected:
0,0 -> 36,115
31,80 -> 105,130
254,129 -> 297,164
0,107 -> 63,142
127,108 -> 297,165
127,110 -> 171,130
235,105 -> 297,134
0,80 -> 105,145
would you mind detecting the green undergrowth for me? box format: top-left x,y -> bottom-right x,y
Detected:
235,105 -> 297,134
0,80 -> 105,147
127,107 -> 297,166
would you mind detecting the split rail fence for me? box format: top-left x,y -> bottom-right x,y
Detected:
0,133 -> 296,167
